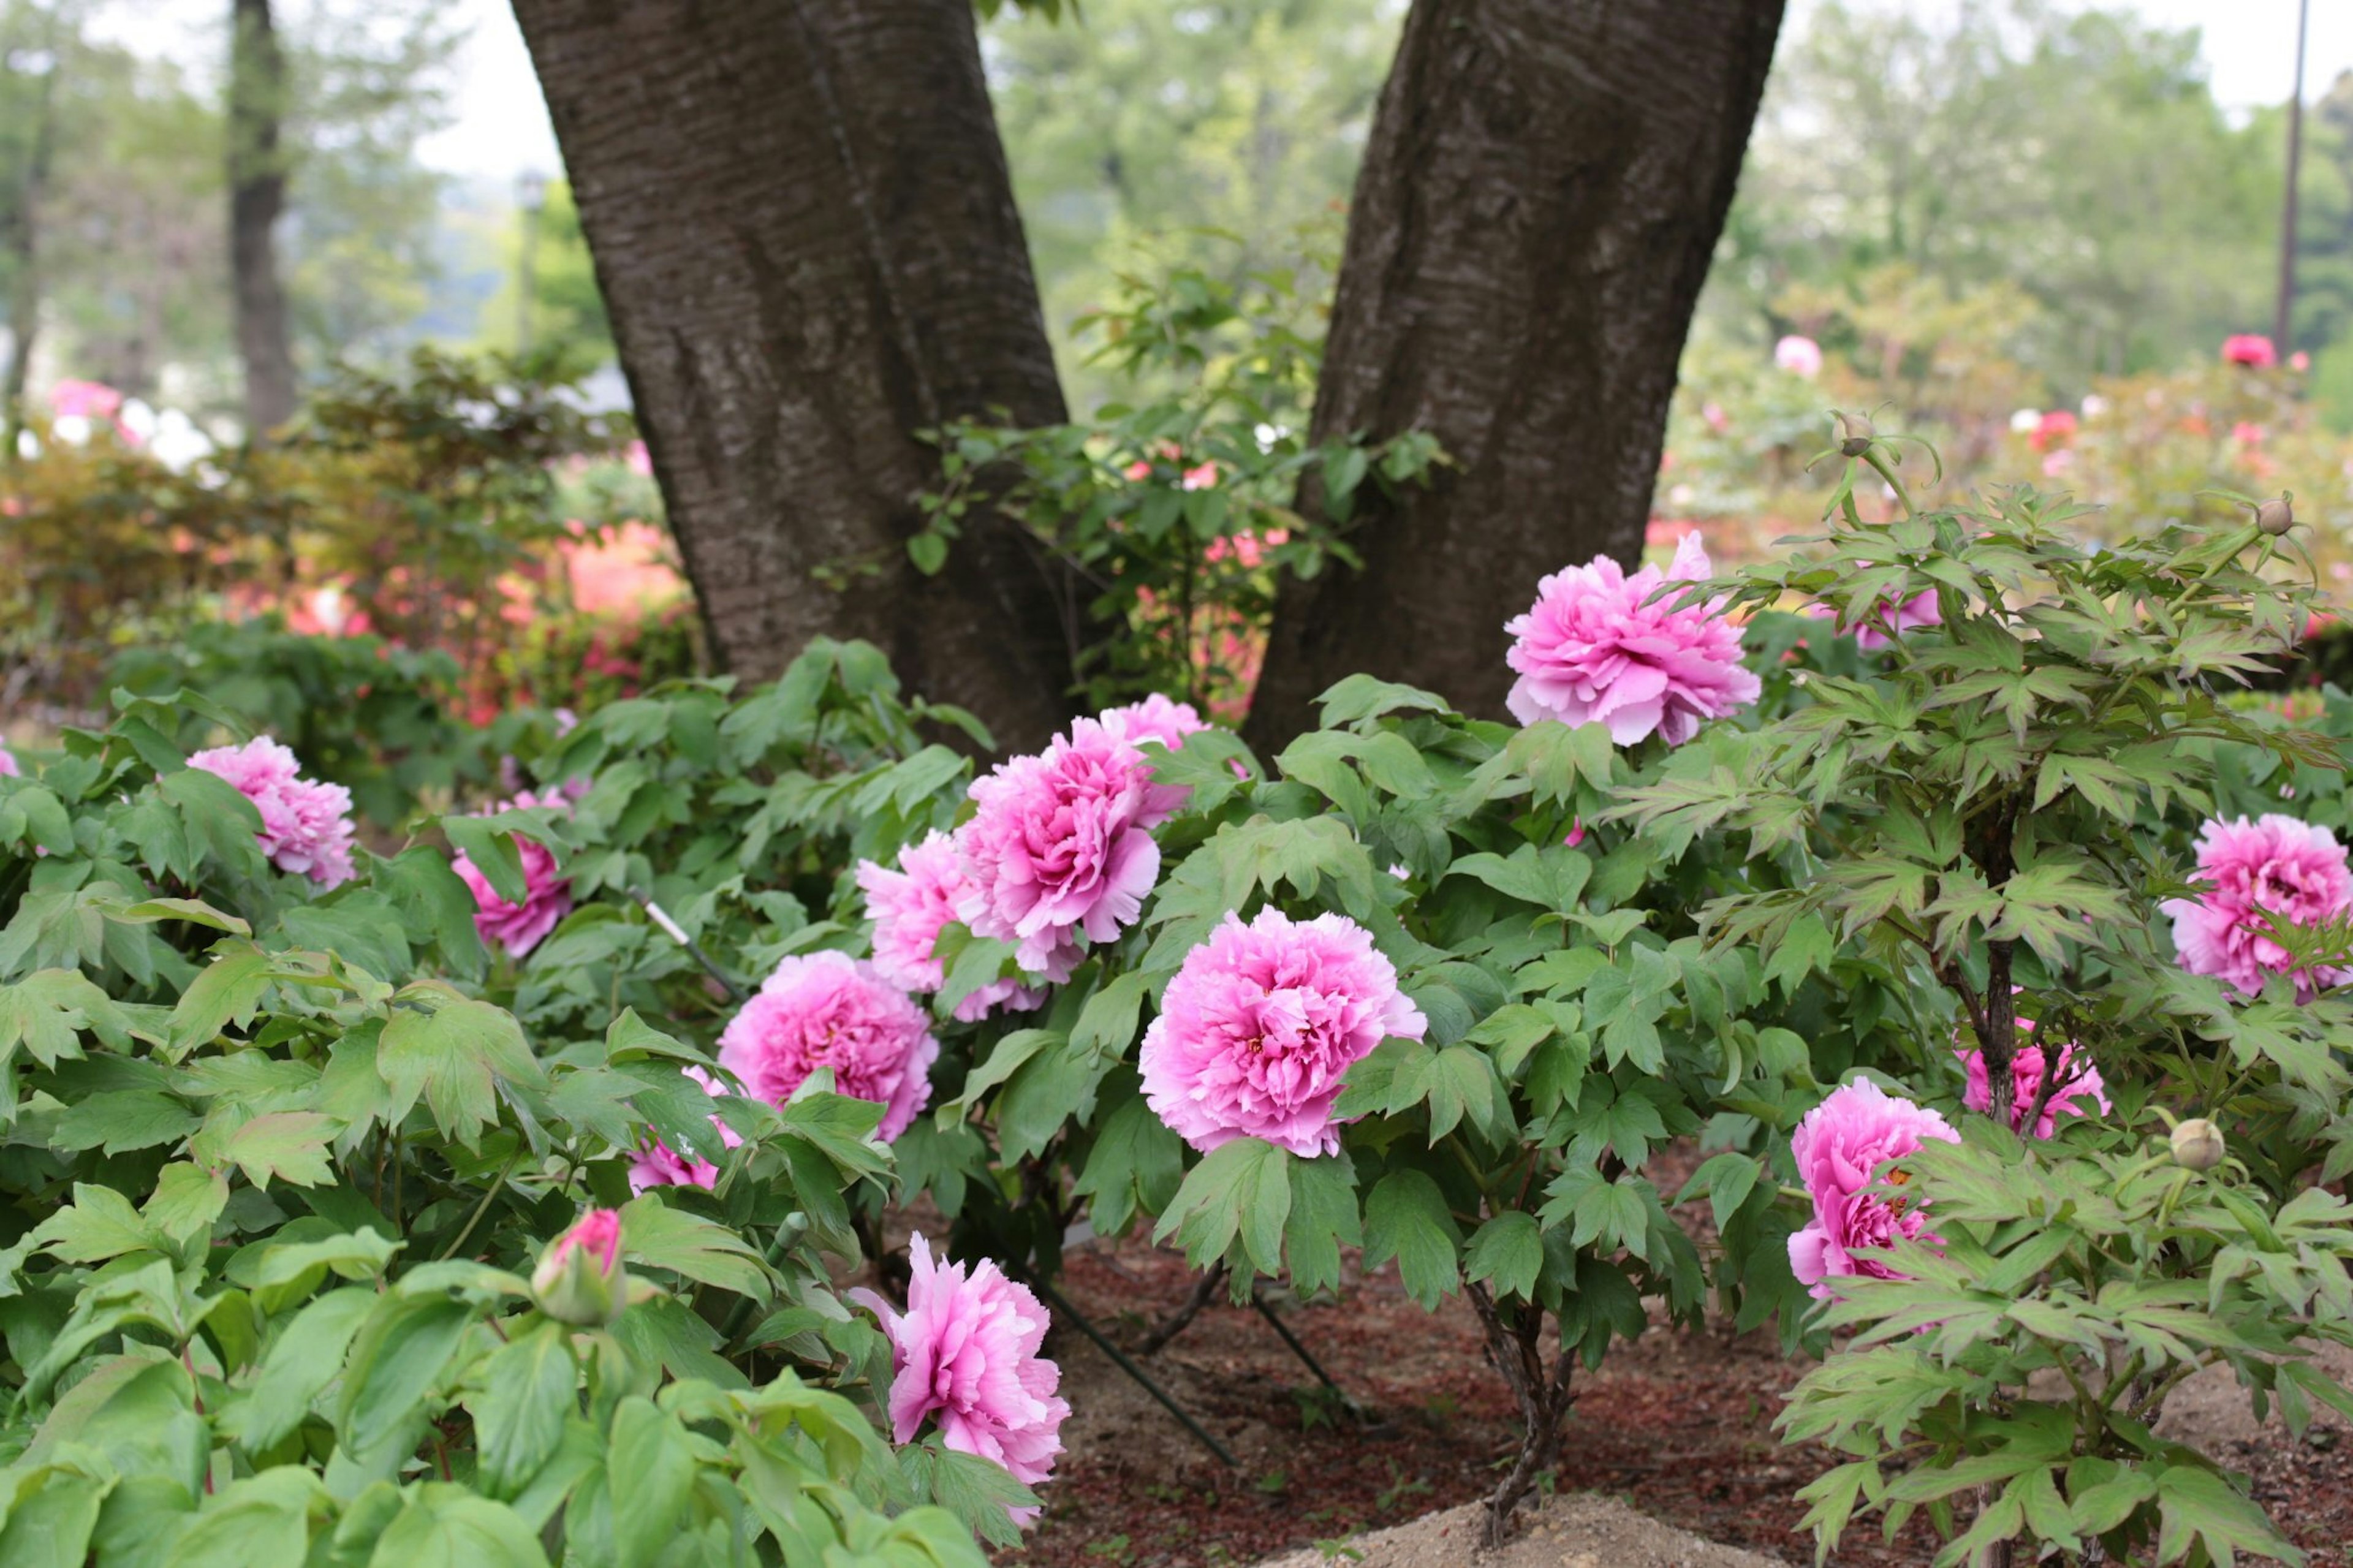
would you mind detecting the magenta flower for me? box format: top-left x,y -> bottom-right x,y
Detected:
626,1066 -> 744,1191
1139,909 -> 1426,1157
1096,693 -> 1208,754
452,789 -> 575,960
717,951 -> 937,1141
1774,335 -> 1824,377
857,830 -> 1044,1021
1957,1028 -> 2109,1140
851,1234 -> 1068,1519
1503,532 -> 1760,746
1809,586 -> 1941,651
2222,334 -> 2279,368
187,737 -> 356,887
1787,1078 -> 1960,1300
2163,814 -> 2353,1000
955,717 -> 1184,980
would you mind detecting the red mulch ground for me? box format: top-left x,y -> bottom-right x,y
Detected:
987,1210 -> 2352,1568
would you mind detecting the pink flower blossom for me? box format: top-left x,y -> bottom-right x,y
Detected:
1123,458 -> 1153,481
857,831 -> 1044,1021
717,951 -> 938,1140
1809,586 -> 1942,651
2292,350 -> 2312,373
1787,1078 -> 1960,1300
1503,532 -> 1760,745
0,746 -> 17,778
1095,693 -> 1208,753
851,1234 -> 1067,1520
955,717 -> 1186,979
48,379 -> 123,422
532,1208 -> 625,1325
188,737 -> 356,887
627,1066 -> 743,1191
452,788 -> 575,959
1702,401 -> 1730,433
1775,335 -> 1824,377
2029,410 -> 2077,452
624,439 -> 652,477
1139,909 -> 1426,1157
2223,334 -> 2278,368
2232,420 -> 2265,448
1956,1022 -> 2109,1140
1564,819 -> 1586,849
2163,814 -> 2353,1000
1181,460 -> 1219,491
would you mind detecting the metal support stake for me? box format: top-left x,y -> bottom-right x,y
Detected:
1026,1274 -> 1237,1468
1250,1291 -> 1352,1404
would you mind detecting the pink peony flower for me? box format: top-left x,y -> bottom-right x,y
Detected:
1139,909 -> 1426,1157
1503,532 -> 1761,745
1775,335 -> 1824,377
1956,1022 -> 2109,1140
1787,1078 -> 1960,1300
1563,818 -> 1586,849
851,1234 -> 1068,1520
2163,814 -> 2353,1000
717,951 -> 938,1141
857,830 -> 1044,1021
2223,334 -> 2278,368
1810,586 -> 1942,652
452,788 -> 575,959
626,1066 -> 743,1191
188,737 -> 356,887
955,717 -> 1186,979
1095,692 -> 1208,753
531,1208 -> 625,1325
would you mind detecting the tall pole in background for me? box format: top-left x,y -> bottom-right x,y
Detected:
2275,0 -> 2310,351
516,170 -> 548,360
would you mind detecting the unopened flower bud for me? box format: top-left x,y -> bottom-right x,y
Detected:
532,1208 -> 626,1326
1837,411 -> 1875,458
2256,494 -> 2295,536
2170,1118 -> 2226,1172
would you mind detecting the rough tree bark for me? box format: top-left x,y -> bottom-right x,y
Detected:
1244,0 -> 1788,749
509,0 -> 1086,754
228,0 -> 298,437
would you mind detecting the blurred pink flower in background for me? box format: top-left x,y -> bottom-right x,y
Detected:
1140,908 -> 1426,1157
562,521 -> 688,615
2222,333 -> 2278,368
1181,460 -> 1219,491
624,439 -> 652,476
2232,421 -> 2265,449
851,1234 -> 1068,1521
2028,409 -> 2076,451
1774,335 -> 1824,377
48,379 -> 123,422
188,737 -> 355,887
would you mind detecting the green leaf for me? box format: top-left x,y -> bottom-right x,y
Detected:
238,1286 -> 377,1453
379,987 -> 544,1149
1283,1151 -> 1362,1297
0,969 -> 137,1068
339,1293 -> 480,1458
366,1488 -> 551,1567
1072,1093 -> 1184,1238
442,816 -> 528,906
607,1396 -> 697,1568
1070,970 -> 1151,1062
473,1321 -> 578,1500
1674,1152 -> 1762,1235
222,1111 -> 338,1189
166,945 -> 275,1059
143,1162 -> 229,1243
1153,1138 -> 1292,1278
617,1194 -> 773,1299
1463,1212 -> 1542,1301
2155,1464 -> 2301,1567
162,1469 -> 319,1568
1362,1170 -> 1461,1309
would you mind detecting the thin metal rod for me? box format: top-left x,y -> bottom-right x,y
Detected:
634,891 -> 745,1004
1250,1292 -> 1349,1400
2276,0 -> 2311,349
1028,1275 -> 1237,1467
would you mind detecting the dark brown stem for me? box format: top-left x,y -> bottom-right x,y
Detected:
1466,1282 -> 1577,1548
1139,1260 -> 1228,1356
1985,941 -> 2017,1129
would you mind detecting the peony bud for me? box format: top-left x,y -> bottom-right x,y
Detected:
1836,411 -> 1875,458
2255,494 -> 2295,536
531,1208 -> 626,1326
1564,818 -> 1586,849
2170,1118 -> 2226,1172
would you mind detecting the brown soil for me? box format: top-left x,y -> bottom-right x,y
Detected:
990,1230 -> 2353,1568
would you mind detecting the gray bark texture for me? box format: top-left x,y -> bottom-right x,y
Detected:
1243,0 -> 1789,749
229,0 -> 298,437
509,0 -> 1085,754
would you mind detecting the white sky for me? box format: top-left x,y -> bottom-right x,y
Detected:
100,0 -> 2353,183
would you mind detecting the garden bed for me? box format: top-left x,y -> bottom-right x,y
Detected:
991,1226 -> 2353,1567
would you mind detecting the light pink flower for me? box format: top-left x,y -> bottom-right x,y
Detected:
627,1066 -> 743,1191
531,1208 -> 625,1325
1139,909 -> 1426,1157
2223,334 -> 2278,368
1095,693 -> 1208,753
2292,350 -> 2312,373
49,379 -> 123,422
718,951 -> 938,1141
188,737 -> 355,887
857,830 -> 1044,1021
2163,814 -> 2353,1000
1123,458 -> 1153,481
1774,335 -> 1823,377
452,788 -> 575,959
1181,460 -> 1219,491
2232,421 -> 2265,449
1956,1021 -> 2109,1140
955,717 -> 1185,979
1503,532 -> 1760,745
1810,586 -> 1942,651
0,746 -> 17,778
1787,1078 -> 1960,1300
851,1234 -> 1067,1521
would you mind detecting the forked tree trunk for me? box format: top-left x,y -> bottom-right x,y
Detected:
510,0 -> 1086,754
1244,0 -> 1788,748
229,0 -> 298,437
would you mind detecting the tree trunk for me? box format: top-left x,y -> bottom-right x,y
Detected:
509,0 -> 1086,754
0,53 -> 56,460
1245,0 -> 1787,749
229,0 -> 298,437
